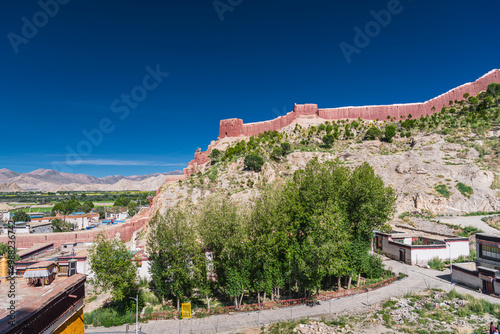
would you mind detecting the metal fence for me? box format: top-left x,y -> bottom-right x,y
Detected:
137,275 -> 397,322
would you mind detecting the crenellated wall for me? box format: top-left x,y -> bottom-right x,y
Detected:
172,69 -> 500,181
218,69 -> 500,139
182,148 -> 210,176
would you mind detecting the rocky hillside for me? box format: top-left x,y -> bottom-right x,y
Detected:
0,182 -> 24,192
0,168 -> 182,192
150,83 -> 500,219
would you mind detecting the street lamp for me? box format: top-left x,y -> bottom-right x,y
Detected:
446,242 -> 453,284
129,294 -> 139,334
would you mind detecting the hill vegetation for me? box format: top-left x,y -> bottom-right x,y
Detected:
156,82 -> 500,216
205,83 -> 500,171
148,159 -> 396,310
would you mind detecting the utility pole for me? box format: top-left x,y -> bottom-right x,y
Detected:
129,294 -> 138,334
446,242 -> 453,284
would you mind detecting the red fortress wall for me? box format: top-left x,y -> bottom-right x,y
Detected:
170,70 -> 499,180
218,69 -> 500,139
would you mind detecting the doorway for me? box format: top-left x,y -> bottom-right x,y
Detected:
483,280 -> 494,294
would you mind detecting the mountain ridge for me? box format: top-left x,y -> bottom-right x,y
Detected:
0,169 -> 183,192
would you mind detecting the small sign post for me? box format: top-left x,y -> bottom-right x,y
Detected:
182,302 -> 191,319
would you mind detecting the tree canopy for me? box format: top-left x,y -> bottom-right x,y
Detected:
244,153 -> 264,171
52,199 -> 93,214
148,158 -> 396,308
12,210 -> 30,222
51,218 -> 74,232
147,209 -> 208,310
88,233 -> 138,307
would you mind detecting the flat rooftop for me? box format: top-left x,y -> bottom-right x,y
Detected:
18,243 -> 54,258
0,273 -> 86,332
19,246 -> 89,264
381,227 -> 466,242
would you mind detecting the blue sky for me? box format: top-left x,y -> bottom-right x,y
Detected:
1,0 -> 499,177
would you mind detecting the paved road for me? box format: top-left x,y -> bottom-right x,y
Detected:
85,259 -> 500,334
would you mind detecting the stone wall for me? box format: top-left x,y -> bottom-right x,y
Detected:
453,265 -> 481,290
183,148 -> 211,176
218,69 -> 500,139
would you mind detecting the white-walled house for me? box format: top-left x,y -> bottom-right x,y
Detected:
374,229 -> 470,265
454,234 -> 500,295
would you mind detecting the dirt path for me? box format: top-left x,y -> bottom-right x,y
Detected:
438,215 -> 500,235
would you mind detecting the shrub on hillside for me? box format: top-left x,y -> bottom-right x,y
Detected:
271,147 -> 284,162
434,184 -> 451,199
322,134 -> 335,148
280,142 -> 291,155
244,153 -> 264,171
428,257 -> 445,271
365,127 -> 383,140
385,124 -> 396,142
456,182 -> 473,198
209,149 -> 221,163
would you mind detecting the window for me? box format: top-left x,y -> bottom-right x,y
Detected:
480,244 -> 500,261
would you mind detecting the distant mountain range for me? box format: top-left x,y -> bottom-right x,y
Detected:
0,168 -> 183,192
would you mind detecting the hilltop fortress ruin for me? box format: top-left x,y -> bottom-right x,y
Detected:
168,69 -> 500,182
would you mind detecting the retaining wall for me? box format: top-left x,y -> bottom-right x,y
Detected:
1,213 -> 149,248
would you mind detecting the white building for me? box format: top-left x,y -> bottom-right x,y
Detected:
454,234 -> 500,294
374,229 -> 470,265
2,221 -> 31,234
1,212 -> 10,222
107,212 -> 128,220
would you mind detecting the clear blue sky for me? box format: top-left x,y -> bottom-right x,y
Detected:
1,0 -> 499,177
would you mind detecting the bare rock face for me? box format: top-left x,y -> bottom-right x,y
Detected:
0,182 -> 24,192
396,161 -> 411,174
151,130 -> 499,220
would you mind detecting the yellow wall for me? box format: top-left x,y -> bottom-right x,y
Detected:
54,308 -> 84,334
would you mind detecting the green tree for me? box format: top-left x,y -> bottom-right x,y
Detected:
271,147 -> 284,162
85,201 -> 95,210
127,201 -> 137,217
281,159 -> 354,295
0,243 -> 19,261
88,233 -> 138,306
197,197 -> 250,308
248,187 -> 287,302
280,142 -> 292,155
280,159 -> 396,294
384,124 -> 396,142
52,199 -> 81,214
244,153 -> 264,171
322,134 -> 335,148
209,149 -> 221,163
95,206 -> 106,219
148,209 -> 208,311
75,203 -> 91,213
114,197 -> 131,207
364,127 -> 383,140
51,218 -> 74,232
12,210 -> 30,222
